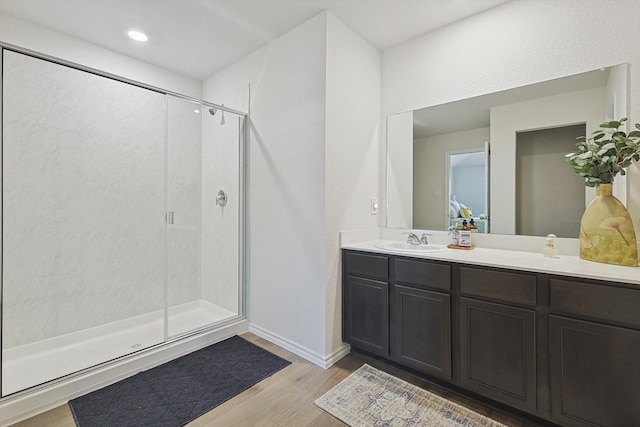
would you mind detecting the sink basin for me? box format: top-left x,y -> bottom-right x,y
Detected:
373,241 -> 448,253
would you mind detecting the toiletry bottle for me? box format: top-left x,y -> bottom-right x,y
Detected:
458,229 -> 472,247
469,218 -> 478,232
543,234 -> 558,258
462,219 -> 468,230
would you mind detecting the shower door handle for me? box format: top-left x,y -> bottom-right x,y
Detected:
216,190 -> 227,206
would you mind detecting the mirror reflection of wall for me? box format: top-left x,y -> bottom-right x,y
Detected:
388,111 -> 414,228
516,124 -> 586,238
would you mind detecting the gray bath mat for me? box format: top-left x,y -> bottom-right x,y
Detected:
69,335 -> 290,427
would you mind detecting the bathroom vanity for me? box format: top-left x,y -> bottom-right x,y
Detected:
342,242 -> 640,427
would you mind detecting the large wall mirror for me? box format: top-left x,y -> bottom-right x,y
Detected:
386,63 -> 629,237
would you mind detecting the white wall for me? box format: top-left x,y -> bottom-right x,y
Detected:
203,11 -> 379,364
325,12 -> 380,359
0,12 -> 201,98
203,13 -> 328,360
381,0 -> 640,247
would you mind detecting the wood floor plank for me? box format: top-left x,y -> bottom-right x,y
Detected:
11,333 -> 544,427
11,405 -> 76,427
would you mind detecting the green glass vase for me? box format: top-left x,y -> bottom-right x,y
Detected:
579,183 -> 638,266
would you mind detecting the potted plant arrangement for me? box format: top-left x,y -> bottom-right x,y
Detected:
565,118 -> 640,266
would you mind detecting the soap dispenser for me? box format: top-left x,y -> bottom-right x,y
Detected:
543,234 -> 558,258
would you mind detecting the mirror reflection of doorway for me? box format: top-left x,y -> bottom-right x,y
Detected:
446,145 -> 489,233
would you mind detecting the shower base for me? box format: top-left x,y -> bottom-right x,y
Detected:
2,300 -> 236,396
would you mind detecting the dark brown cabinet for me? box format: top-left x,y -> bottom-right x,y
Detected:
459,298 -> 536,413
342,252 -> 389,357
391,285 -> 451,379
458,266 -> 537,413
549,277 -> 640,427
342,249 -> 640,426
343,275 -> 389,357
549,316 -> 640,427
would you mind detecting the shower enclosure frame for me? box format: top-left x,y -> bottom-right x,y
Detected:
0,42 -> 248,420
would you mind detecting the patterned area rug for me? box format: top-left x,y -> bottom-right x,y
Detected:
315,364 -> 506,427
69,335 -> 290,427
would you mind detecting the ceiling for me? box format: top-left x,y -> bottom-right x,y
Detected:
0,0 -> 509,80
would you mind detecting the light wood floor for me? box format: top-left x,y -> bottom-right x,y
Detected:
12,333 -> 544,427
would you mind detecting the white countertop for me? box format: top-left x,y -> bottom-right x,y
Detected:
342,240 -> 640,286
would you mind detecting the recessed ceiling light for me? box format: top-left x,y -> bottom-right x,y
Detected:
128,30 -> 148,42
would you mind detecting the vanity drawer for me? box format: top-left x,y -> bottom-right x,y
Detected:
460,267 -> 536,307
550,278 -> 640,328
344,251 -> 389,280
394,258 -> 451,291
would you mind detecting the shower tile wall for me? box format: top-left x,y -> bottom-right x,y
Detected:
2,51 -> 165,348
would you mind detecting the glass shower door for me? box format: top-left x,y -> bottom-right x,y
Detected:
165,96 -> 205,337
1,50 -> 166,395
165,97 -> 242,338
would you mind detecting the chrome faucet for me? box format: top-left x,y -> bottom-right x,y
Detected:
404,232 -> 421,245
420,233 -> 430,245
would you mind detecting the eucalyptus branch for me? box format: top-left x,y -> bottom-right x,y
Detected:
565,118 -> 640,187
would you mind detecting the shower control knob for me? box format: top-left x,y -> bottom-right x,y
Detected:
216,190 -> 227,206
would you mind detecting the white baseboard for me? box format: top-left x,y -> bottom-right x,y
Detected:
248,323 -> 350,369
0,318 -> 249,426
324,342 -> 351,367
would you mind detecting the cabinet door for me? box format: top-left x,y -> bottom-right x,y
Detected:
460,298 -> 536,413
343,276 -> 389,357
391,285 -> 451,379
549,316 -> 640,427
